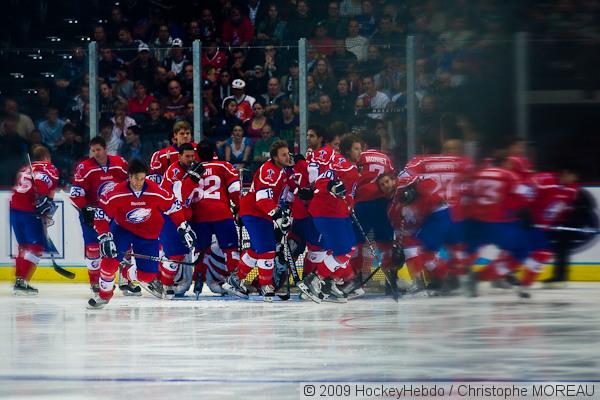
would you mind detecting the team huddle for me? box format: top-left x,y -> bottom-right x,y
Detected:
9,120 -> 583,307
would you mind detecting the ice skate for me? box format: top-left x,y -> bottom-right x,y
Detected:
321,279 -> 348,303
138,278 -> 164,299
260,284 -> 275,302
87,295 -> 109,309
120,283 -> 142,296
341,276 -> 366,300
297,272 -> 322,304
13,278 -> 38,296
90,283 -> 100,295
517,286 -> 531,299
491,278 -> 513,289
461,270 -> 478,298
163,285 -> 175,300
193,274 -> 204,298
222,273 -> 249,299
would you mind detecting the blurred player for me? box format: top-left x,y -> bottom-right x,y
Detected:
222,140 -> 292,301
69,136 -> 128,294
10,145 -> 59,295
88,159 -> 196,308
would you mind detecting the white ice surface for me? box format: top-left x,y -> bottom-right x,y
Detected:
1,283 -> 600,399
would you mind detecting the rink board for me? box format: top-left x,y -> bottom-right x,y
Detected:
0,188 -> 599,282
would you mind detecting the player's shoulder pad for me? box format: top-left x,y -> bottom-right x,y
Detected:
258,162 -> 281,186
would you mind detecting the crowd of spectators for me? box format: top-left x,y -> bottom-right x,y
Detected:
1,0 -> 599,186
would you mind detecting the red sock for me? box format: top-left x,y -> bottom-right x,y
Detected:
15,244 -> 44,280
224,249 -> 239,273
236,250 -> 256,279
256,252 -> 276,286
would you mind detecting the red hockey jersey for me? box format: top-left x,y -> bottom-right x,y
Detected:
10,161 -> 59,212
69,155 -> 128,209
95,180 -> 186,239
240,159 -> 291,220
149,143 -> 199,182
308,153 -> 359,218
530,172 -> 578,226
355,149 -> 395,203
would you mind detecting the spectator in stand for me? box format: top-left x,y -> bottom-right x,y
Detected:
370,14 -> 403,53
329,39 -> 358,77
211,98 -> 242,151
253,123 -> 280,163
114,65 -> 135,100
222,79 -> 256,122
163,39 -> 189,79
98,118 -> 120,155
115,26 -> 141,64
325,1 -> 348,39
107,5 -> 129,44
151,66 -> 170,100
285,0 -> 317,44
152,24 -> 174,65
374,55 -> 404,98
64,84 -> 89,126
128,80 -> 156,117
142,101 -> 173,148
28,83 -> 59,125
110,101 -> 137,154
260,45 -> 284,80
245,99 -> 270,142
355,0 -> 377,37
160,79 -> 189,120
1,98 -> 35,142
255,4 -> 287,45
199,8 -> 219,43
55,47 -> 88,94
340,0 -> 362,17
306,75 -> 322,112
312,57 -> 337,94
224,124 -> 253,171
360,45 -> 384,76
93,25 -> 109,49
310,94 -> 335,128
261,77 -> 287,118
245,65 -> 269,98
178,102 -> 195,125
280,60 -> 300,108
202,39 -> 228,75
38,106 -> 66,151
331,78 -> 357,123
246,0 -> 269,27
346,19 -> 369,61
99,82 -> 125,119
0,115 -> 29,185
438,14 -> 475,53
230,48 -> 252,81
99,47 -> 124,86
215,70 -> 233,106
185,19 -> 202,44
356,75 -> 390,120
119,125 -> 154,162
129,43 -> 159,88
54,123 -> 85,184
180,64 -> 194,98
222,6 -> 255,48
201,80 -> 219,132
310,21 -> 336,57
271,98 -> 298,147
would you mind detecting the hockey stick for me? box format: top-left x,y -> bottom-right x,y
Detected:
534,224 -> 600,234
276,235 -> 300,301
123,252 -> 197,266
348,207 -> 400,302
25,154 -> 75,279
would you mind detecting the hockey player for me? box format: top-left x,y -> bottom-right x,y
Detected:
158,143 -> 201,297
299,134 -> 360,303
69,136 -> 129,294
350,133 -> 395,285
376,172 -> 450,294
88,159 -> 196,308
187,140 -> 241,295
10,145 -> 59,295
463,152 -> 533,297
148,120 -> 198,184
222,140 -> 292,301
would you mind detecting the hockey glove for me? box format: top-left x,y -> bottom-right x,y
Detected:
81,205 -> 97,227
177,221 -> 197,250
35,196 -> 56,217
297,187 -> 314,201
187,162 -> 206,183
327,179 -> 346,198
98,232 -> 118,258
398,184 -> 418,205
270,208 -> 292,235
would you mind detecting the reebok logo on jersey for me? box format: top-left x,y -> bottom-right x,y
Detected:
126,208 -> 152,224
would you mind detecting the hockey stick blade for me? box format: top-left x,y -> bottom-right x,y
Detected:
124,252 -> 197,266
52,257 -> 76,279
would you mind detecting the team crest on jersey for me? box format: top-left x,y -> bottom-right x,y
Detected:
318,149 -> 327,159
97,181 -> 117,197
171,168 -> 180,180
266,168 -> 275,180
126,208 -> 152,224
